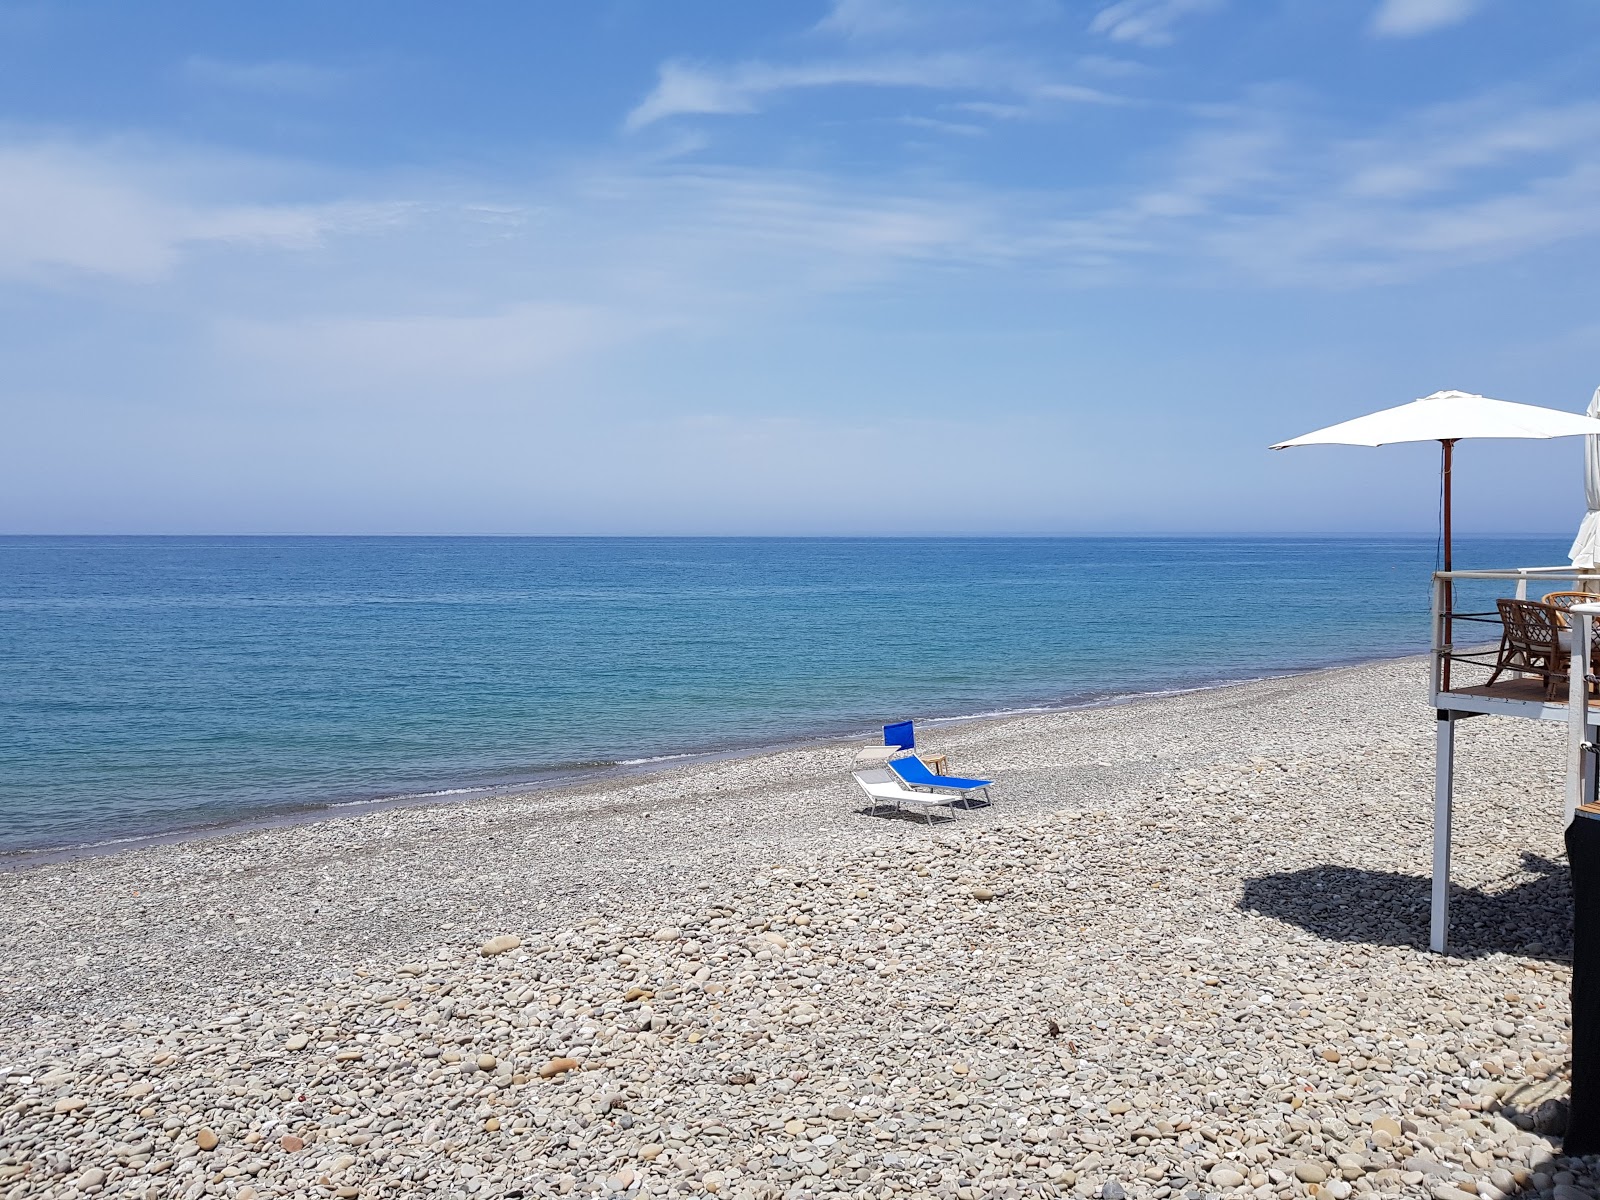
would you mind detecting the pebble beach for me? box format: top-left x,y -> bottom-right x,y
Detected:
0,655 -> 1586,1200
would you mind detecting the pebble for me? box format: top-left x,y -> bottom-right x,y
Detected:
479,933 -> 521,956
0,658 -> 1589,1200
1209,1165 -> 1246,1188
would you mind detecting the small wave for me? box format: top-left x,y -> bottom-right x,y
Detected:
617,753 -> 696,766
328,785 -> 496,808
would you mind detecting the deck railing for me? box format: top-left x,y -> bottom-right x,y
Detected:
1430,565 -> 1600,700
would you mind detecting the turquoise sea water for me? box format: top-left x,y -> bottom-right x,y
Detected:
0,535 -> 1566,853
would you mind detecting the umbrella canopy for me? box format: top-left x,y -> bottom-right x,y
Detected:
1271,389 -> 1600,449
1572,386 -> 1600,570
1272,389 -> 1600,691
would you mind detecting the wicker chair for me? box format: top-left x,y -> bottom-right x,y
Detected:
1488,598 -> 1568,698
1542,591 -> 1600,626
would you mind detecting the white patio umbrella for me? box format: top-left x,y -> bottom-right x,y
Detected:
1272,389 -> 1600,689
1271,389 -> 1600,576
1570,385 -> 1600,570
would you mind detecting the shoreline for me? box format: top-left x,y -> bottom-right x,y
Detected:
0,651 -> 1584,1200
0,646 -> 1422,869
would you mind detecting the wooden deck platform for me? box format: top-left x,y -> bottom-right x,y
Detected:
1439,675 -> 1600,721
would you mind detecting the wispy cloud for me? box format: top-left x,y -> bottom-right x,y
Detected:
813,0 -> 924,40
9,83 -> 1600,384
1369,0 -> 1482,38
1088,0 -> 1224,48
625,53 -> 1123,131
813,0 -> 1062,42
183,55 -> 348,95
0,141 -> 394,284
1056,93 -> 1600,286
626,54 -> 1009,130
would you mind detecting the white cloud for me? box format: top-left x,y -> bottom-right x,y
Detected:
626,54 -> 1008,130
183,56 -> 347,94
1088,0 -> 1224,48
1369,0 -> 1481,38
813,0 -> 1062,42
1061,94 -> 1600,286
0,142 -> 387,284
9,84 -> 1600,391
813,0 -> 923,39
624,53 -> 1122,130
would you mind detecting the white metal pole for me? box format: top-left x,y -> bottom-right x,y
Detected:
1431,712 -> 1454,954
1568,606 -> 1600,825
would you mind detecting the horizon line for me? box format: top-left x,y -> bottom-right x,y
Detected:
0,530 -> 1576,540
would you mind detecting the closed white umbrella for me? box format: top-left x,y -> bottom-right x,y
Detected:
1273,389 -> 1600,689
1571,386 -> 1600,571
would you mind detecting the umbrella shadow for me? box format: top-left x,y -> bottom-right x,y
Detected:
1238,853 -> 1570,961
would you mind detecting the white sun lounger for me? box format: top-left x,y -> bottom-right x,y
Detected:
852,769 -> 962,824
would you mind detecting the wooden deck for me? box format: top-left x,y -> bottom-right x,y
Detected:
1439,674 -> 1600,721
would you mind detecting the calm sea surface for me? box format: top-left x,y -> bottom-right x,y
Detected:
0,535 -> 1565,852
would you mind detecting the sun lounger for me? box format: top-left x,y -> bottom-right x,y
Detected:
888,755 -> 994,805
852,769 -> 962,824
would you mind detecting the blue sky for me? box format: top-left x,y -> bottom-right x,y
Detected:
4,0 -> 1600,535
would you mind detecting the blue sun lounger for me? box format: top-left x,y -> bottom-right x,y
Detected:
889,754 -> 994,805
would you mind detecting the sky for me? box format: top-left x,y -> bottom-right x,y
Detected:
4,0 -> 1600,536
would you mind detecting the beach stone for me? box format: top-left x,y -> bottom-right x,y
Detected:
284,1032 -> 310,1051
1209,1166 -> 1246,1188
77,1168 -> 106,1189
1293,1162 -> 1328,1184
479,934 -> 521,956
652,926 -> 681,941
196,1128 -> 218,1151
53,1097 -> 88,1114
1335,1153 -> 1365,1179
1100,1181 -> 1126,1200
540,1057 -> 580,1079
0,657 -> 1588,1200
973,888 -> 995,901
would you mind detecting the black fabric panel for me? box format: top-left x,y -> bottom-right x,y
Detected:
1567,815 -> 1600,1153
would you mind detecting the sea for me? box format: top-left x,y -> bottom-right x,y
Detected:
0,534 -> 1567,855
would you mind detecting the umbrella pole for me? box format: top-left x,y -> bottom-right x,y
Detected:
1442,439 -> 1455,692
